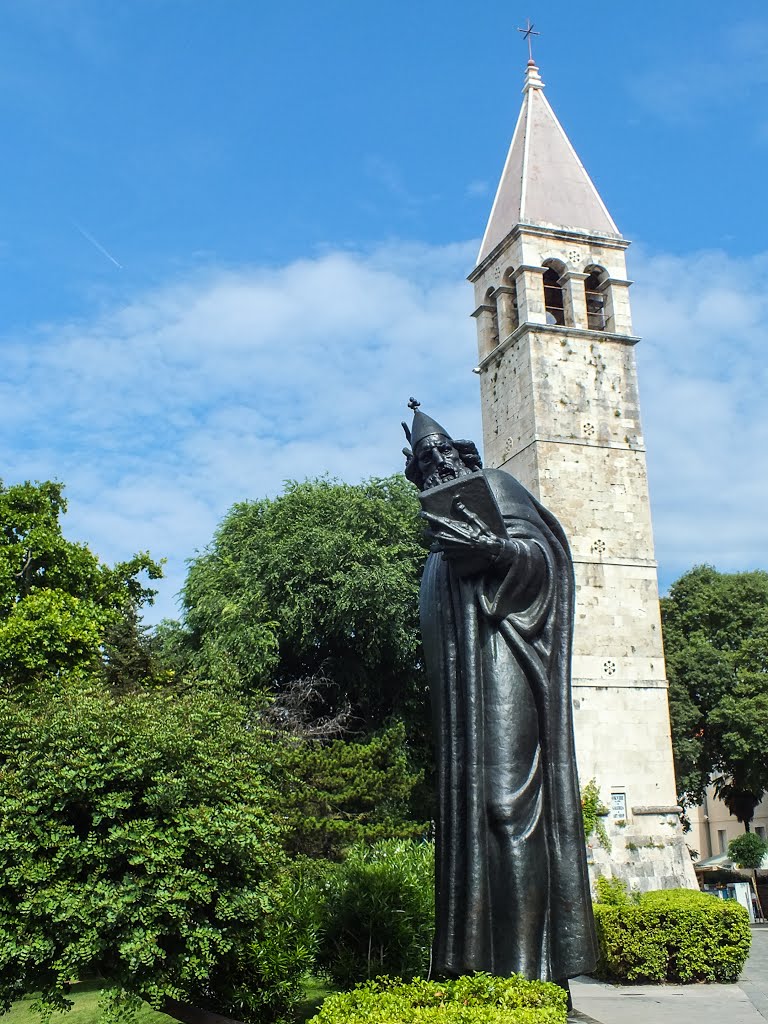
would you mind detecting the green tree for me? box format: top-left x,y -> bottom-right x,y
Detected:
171,475 -> 432,831
0,481 -> 317,1020
662,565 -> 768,828
728,832 -> 768,870
0,480 -> 163,691
177,476 -> 427,722
0,678 -> 312,1023
280,721 -> 426,859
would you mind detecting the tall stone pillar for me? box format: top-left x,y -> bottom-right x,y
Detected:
513,265 -> 547,325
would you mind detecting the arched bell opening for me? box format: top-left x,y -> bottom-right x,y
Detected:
584,266 -> 609,331
542,260 -> 566,326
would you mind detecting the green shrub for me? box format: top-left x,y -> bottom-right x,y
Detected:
315,839 -> 434,987
594,887 -> 751,983
728,831 -> 768,869
581,779 -> 611,852
280,722 -> 427,859
309,974 -> 567,1024
0,680 -> 314,1022
594,875 -> 638,907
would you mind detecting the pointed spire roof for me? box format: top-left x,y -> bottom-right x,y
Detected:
477,60 -> 620,264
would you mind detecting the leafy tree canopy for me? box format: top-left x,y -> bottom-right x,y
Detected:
728,831 -> 768,870
662,565 -> 768,826
176,475 -> 428,726
169,475 -> 433,832
0,480 -> 163,691
0,477 -> 425,1019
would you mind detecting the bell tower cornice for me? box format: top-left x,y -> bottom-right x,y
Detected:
469,223 -> 631,284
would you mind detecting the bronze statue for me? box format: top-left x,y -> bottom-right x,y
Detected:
403,400 -> 597,987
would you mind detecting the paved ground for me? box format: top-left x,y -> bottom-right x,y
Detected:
568,925 -> 768,1024
741,925 -> 768,1020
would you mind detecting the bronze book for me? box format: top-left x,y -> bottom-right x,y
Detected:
419,471 -> 506,575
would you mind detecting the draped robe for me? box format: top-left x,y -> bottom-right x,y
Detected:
420,468 -> 597,981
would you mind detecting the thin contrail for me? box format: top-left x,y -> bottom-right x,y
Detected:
72,220 -> 123,269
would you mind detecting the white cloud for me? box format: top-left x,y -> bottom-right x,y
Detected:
2,243 -> 480,621
630,246 -> 768,588
3,240 -> 765,620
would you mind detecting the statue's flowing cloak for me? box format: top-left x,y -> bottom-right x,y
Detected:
421,468 -> 598,981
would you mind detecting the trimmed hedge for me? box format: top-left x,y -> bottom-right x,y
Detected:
309,975 -> 567,1024
594,887 -> 751,983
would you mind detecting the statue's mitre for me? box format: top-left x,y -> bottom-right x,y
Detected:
403,399 -> 451,449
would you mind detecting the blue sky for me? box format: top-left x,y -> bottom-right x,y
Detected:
2,1 -> 767,621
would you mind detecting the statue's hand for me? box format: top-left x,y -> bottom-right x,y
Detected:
422,501 -> 509,566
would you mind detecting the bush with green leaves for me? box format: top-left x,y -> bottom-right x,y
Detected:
315,839 -> 435,987
580,779 -> 610,852
593,875 -> 639,907
594,886 -> 751,983
728,831 -> 768,869
0,678 -> 314,1023
309,974 -> 567,1024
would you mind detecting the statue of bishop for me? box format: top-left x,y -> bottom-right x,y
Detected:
403,400 -> 597,987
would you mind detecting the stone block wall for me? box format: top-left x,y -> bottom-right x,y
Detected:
470,226 -> 697,892
589,814 -> 698,892
572,684 -> 678,809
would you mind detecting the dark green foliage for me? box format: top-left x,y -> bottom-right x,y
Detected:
281,723 -> 427,859
0,678 -> 313,1022
309,975 -> 567,1024
101,603 -> 170,692
714,780 -> 762,830
593,887 -> 751,983
174,475 -> 434,830
0,477 -> 432,1019
315,839 -> 435,987
661,565 -> 768,820
728,831 -> 768,869
580,779 -> 610,852
178,475 -> 428,722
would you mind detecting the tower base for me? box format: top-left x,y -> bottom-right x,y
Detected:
588,814 -> 699,892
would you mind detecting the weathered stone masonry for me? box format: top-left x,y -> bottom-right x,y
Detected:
468,60 -> 697,890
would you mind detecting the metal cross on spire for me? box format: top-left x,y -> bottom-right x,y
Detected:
517,18 -> 540,62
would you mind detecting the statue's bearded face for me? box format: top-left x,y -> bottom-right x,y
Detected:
415,434 -> 472,490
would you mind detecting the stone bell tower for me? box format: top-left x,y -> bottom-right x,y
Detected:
468,57 -> 697,889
